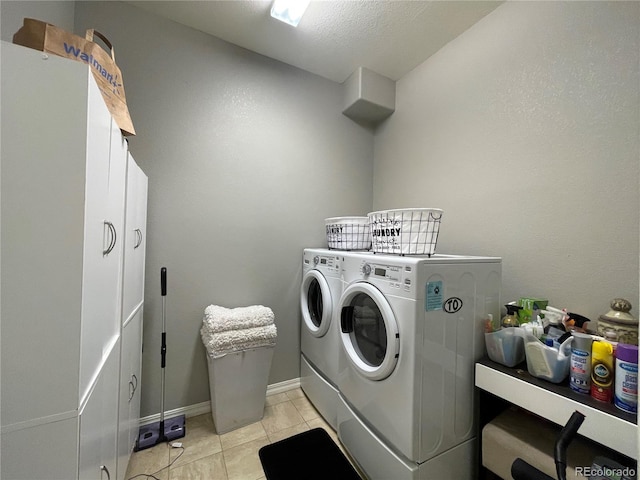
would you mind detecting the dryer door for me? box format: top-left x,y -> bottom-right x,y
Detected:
339,282 -> 399,380
300,269 -> 332,337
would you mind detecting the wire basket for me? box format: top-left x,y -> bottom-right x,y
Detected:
368,208 -> 443,255
325,217 -> 371,251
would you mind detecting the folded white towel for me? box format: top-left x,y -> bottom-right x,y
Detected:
202,324 -> 277,358
203,305 -> 275,334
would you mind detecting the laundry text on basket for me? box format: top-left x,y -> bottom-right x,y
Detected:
371,227 -> 401,238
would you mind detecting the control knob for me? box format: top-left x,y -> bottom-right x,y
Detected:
313,256 -> 320,266
362,263 -> 371,276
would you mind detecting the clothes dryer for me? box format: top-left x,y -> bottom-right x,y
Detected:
300,248 -> 343,429
336,253 -> 501,480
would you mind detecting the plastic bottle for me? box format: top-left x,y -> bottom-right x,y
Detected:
590,341 -> 614,402
614,343 -> 638,414
569,332 -> 592,394
502,304 -> 523,328
484,314 -> 495,333
522,321 -> 544,339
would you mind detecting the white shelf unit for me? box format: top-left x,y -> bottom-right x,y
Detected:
1,41 -> 148,480
475,361 -> 638,460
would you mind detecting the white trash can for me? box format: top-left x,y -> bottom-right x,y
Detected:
207,345 -> 275,434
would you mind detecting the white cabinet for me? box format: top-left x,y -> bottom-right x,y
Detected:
80,94 -> 127,405
122,156 -> 149,325
1,41 -> 147,479
117,309 -> 144,480
116,149 -> 148,480
1,418 -> 80,480
1,41 -> 122,427
79,339 -> 121,480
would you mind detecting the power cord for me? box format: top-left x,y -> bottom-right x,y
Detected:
127,443 -> 186,480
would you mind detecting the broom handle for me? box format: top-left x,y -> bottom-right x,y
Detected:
160,268 -> 167,426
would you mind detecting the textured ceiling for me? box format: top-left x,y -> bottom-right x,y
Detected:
126,0 -> 503,83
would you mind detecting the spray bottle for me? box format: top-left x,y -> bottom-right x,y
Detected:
569,332 -> 593,394
614,343 -> 638,414
502,304 -> 523,328
590,340 -> 614,402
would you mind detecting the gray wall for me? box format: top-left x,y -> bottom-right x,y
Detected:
374,1 -> 639,323
1,1 -> 75,40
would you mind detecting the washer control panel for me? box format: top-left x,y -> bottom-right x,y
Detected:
310,254 -> 340,273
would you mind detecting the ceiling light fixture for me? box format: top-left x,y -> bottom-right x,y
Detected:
270,0 -> 310,27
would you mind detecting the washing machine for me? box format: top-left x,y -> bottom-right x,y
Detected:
336,253 -> 501,480
300,248 -> 344,429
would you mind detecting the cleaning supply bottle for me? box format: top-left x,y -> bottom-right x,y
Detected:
590,340 -> 614,402
502,304 -> 523,328
614,343 -> 638,414
484,314 -> 496,333
569,332 -> 592,394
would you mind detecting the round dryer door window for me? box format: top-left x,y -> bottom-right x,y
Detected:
300,269 -> 332,337
339,282 -> 399,380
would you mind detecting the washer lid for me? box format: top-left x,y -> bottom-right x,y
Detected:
339,282 -> 399,380
300,269 -> 333,337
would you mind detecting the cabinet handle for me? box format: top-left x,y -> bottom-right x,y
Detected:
103,221 -> 117,256
130,373 -> 139,400
103,222 -> 112,255
110,223 -> 117,253
100,465 -> 111,480
134,228 -> 143,249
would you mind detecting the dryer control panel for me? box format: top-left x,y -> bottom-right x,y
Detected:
366,264 -> 402,281
356,259 -> 414,293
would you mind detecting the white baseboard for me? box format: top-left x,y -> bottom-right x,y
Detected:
264,377 -> 301,396
138,377 -> 301,427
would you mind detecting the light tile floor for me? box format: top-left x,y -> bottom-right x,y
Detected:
125,388 -> 356,480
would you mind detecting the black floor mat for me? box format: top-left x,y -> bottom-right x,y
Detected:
258,427 -> 362,480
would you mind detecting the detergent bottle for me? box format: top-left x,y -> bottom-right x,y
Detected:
502,304 -> 523,328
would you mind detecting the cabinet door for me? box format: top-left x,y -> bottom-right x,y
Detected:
117,309 -> 143,480
108,121 -> 128,319
79,339 -> 120,480
1,418 -> 79,480
128,309 -> 144,452
1,42 -> 89,424
80,98 -> 127,403
122,156 -> 148,323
